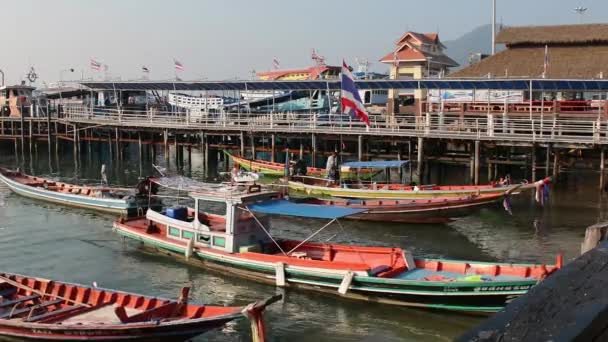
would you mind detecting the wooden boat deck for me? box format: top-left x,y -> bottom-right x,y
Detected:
62,304 -> 141,324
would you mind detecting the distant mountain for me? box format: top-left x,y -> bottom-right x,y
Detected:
443,24 -> 505,70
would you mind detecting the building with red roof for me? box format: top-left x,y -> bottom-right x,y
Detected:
379,31 -> 458,113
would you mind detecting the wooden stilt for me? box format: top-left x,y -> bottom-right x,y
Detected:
358,135 -> 363,161
271,134 -> 276,163
545,144 -> 551,177
417,137 -> 424,184
601,148 -> 605,191
250,134 -> 256,160
311,134 -> 317,168
240,131 -> 245,157
474,140 -> 480,185
532,144 -> 537,181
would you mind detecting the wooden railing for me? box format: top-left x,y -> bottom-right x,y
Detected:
58,104 -> 608,145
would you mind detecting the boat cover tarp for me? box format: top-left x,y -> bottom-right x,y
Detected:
247,200 -> 366,219
341,160 -> 409,168
151,176 -> 245,194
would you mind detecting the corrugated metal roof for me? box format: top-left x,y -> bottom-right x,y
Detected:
79,79 -> 608,91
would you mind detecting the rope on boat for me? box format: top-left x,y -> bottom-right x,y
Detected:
286,218 -> 337,255
242,207 -> 288,256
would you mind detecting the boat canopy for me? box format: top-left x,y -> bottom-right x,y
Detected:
247,200 -> 366,219
341,160 -> 409,169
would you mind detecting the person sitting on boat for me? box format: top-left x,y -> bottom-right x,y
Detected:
231,164 -> 242,182
294,159 -> 307,176
326,152 -> 337,180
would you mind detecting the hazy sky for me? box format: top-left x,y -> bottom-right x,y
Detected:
2,0 -> 606,85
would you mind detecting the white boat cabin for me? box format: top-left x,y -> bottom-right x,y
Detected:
146,187 -> 277,254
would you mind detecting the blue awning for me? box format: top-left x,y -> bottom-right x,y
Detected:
247,200 -> 366,219
341,160 -> 409,168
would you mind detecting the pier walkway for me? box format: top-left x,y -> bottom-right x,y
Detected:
57,105 -> 608,148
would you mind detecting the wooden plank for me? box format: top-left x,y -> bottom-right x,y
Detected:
0,288 -> 17,298
275,262 -> 286,287
25,304 -> 85,322
0,299 -> 64,319
458,240 -> 608,342
338,271 -> 354,295
0,294 -> 40,308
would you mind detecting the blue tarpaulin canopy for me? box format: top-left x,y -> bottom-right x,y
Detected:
247,200 -> 366,219
341,160 -> 410,168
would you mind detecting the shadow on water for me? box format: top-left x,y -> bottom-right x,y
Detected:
0,141 -> 606,340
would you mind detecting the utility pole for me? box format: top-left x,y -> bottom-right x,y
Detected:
492,0 -> 496,55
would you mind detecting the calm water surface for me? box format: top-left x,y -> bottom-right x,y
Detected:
0,142 -> 605,341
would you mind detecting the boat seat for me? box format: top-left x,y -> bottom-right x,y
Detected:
25,304 -> 86,322
0,288 -> 17,299
369,265 -> 391,276
0,299 -> 64,319
0,294 -> 39,308
403,251 -> 417,270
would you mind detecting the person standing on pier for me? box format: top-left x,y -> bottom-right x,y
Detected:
326,151 -> 338,180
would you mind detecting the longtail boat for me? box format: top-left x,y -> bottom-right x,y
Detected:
287,160 -> 552,199
297,192 -> 509,223
113,179 -> 561,313
0,272 -> 279,341
224,151 -> 378,179
0,167 -> 160,216
288,175 -> 551,199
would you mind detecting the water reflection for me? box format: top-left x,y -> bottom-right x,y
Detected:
0,141 -> 605,340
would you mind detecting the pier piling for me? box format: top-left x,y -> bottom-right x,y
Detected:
311,134 -> 317,168
474,140 -> 480,185
358,135 -> 363,161
545,145 -> 551,177
417,137 -> 424,184
531,145 -> 537,181
240,131 -> 245,157
271,134 -> 276,163
250,134 -> 256,160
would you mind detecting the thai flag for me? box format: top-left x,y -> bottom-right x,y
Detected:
174,59 -> 184,71
90,58 -> 101,71
272,56 -> 280,70
341,61 -> 370,127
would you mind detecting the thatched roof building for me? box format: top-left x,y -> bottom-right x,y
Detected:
451,24 -> 608,79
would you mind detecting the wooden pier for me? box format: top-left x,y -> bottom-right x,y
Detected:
458,222 -> 608,342
3,78 -> 608,185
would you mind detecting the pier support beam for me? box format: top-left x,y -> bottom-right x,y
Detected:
299,141 -> 304,160
417,137 -> 424,184
531,144 -> 537,181
358,135 -> 363,161
311,134 -> 317,168
474,140 -> 480,185
469,143 -> 475,184
601,148 -> 605,191
553,149 -> 559,179
250,134 -> 256,160
271,134 -> 276,163
545,145 -> 551,177
163,130 -> 169,161
115,128 -> 121,161
240,131 -> 245,157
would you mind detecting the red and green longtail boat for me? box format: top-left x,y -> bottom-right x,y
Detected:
113,179 -> 561,313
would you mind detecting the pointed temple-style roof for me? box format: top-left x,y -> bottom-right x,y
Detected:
379,31 -> 458,67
